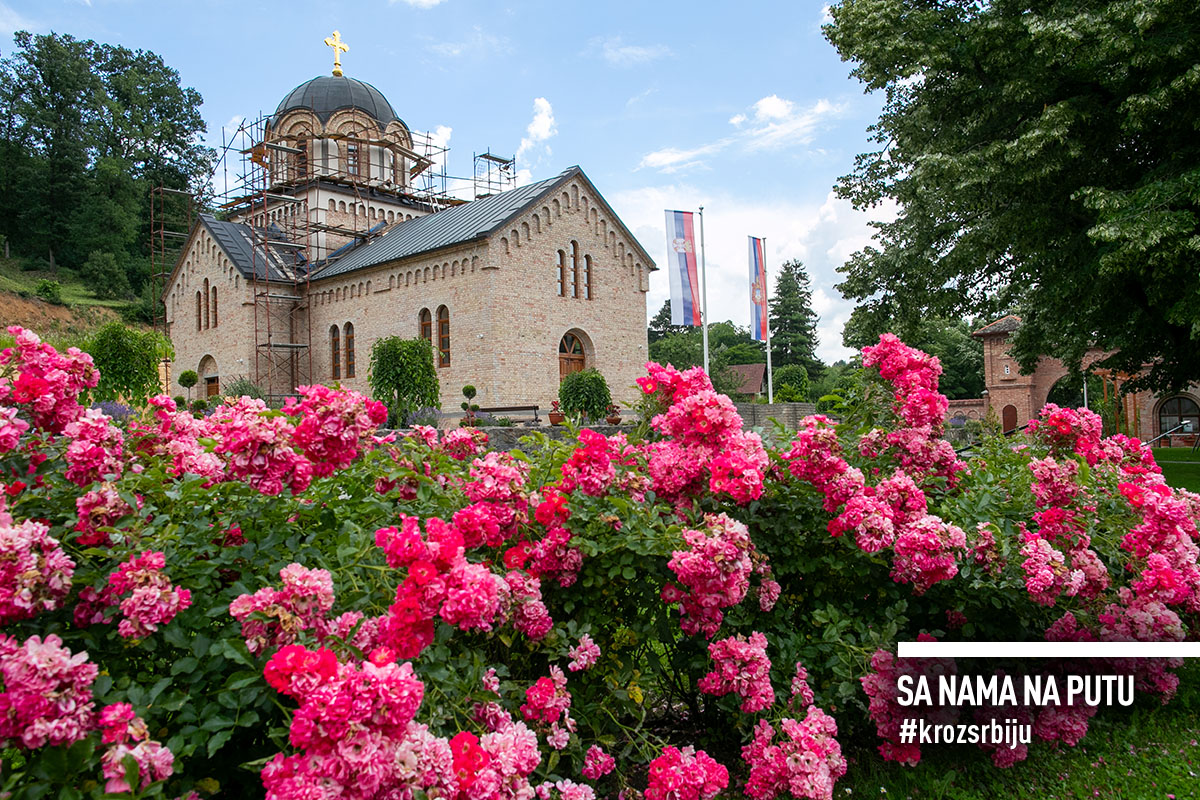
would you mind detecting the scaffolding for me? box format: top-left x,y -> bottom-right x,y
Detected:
152,98 -> 461,400
473,150 -> 516,200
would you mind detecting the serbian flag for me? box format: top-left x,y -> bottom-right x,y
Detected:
748,236 -> 769,341
665,210 -> 702,326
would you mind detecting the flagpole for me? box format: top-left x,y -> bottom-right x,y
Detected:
763,237 -> 773,404
698,206 -> 710,376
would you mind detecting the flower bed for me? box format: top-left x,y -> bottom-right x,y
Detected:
0,326 -> 1195,799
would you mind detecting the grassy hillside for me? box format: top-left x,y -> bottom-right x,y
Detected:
0,257 -> 135,344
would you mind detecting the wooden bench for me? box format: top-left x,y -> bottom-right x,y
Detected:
476,405 -> 540,424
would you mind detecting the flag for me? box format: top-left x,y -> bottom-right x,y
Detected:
748,236 -> 769,341
665,210 -> 702,326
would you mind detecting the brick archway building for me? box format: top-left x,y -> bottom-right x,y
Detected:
960,315 -> 1200,445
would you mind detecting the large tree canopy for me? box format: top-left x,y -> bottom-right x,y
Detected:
0,31 -> 211,289
826,0 -> 1200,392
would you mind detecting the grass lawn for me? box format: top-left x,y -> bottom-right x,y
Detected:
1152,447 -> 1200,493
842,663 -> 1200,799
0,258 -> 129,309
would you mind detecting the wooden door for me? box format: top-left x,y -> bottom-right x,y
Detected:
559,333 -> 585,381
1002,404 -> 1017,433
206,376 -> 220,397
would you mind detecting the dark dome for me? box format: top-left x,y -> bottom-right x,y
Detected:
273,75 -> 399,130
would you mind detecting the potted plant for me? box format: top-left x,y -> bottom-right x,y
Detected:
605,403 -> 622,425
460,385 -> 479,427
548,400 -> 565,426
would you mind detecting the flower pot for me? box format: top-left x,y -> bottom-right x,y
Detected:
548,412 -> 565,425
606,415 -> 622,425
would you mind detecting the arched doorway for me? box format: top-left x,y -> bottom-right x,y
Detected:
559,332 -> 586,381
198,355 -> 219,398
1001,404 -> 1017,433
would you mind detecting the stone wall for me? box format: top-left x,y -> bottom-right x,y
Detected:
733,402 -> 818,430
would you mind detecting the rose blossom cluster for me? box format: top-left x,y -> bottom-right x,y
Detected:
0,326 -> 98,434
1026,403 -> 1104,464
209,397 -> 314,495
76,551 -> 191,638
62,408 -> 125,486
581,744 -> 615,780
1117,477 -> 1200,612
374,514 -> 552,659
644,745 -> 728,800
742,707 -> 847,800
231,563 -> 363,654
142,394 -> 226,482
0,518 -> 75,624
697,631 -> 775,713
858,334 -> 965,485
98,702 -> 176,793
662,513 -> 757,638
286,383 -> 387,477
521,665 -> 575,749
637,362 -> 769,505
780,416 -> 966,595
860,638 -> 957,766
567,634 -> 600,671
0,633 -> 97,749
74,483 -> 140,546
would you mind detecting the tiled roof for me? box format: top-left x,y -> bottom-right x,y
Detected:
312,168 -> 579,280
728,363 -> 767,395
973,315 -> 1022,337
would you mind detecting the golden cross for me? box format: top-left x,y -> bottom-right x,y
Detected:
324,30 -> 349,77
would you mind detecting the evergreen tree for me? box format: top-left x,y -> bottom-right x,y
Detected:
769,259 -> 824,380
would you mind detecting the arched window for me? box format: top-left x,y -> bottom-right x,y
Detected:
203,278 -> 210,329
195,292 -> 202,331
556,250 -> 565,296
1159,396 -> 1200,436
211,287 -> 218,327
419,308 -> 432,346
437,306 -> 450,368
330,325 -> 341,380
346,143 -> 360,177
570,241 -> 580,298
559,332 -> 585,381
344,322 -> 356,378
583,255 -> 592,300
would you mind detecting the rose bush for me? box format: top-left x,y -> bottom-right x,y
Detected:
0,325 -> 1195,799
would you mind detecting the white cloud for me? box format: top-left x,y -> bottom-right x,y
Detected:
820,4 -> 834,24
610,184 -> 898,364
0,3 -> 39,37
626,87 -> 657,107
593,36 -> 672,68
637,141 -> 729,173
515,97 -> 558,178
427,26 -> 510,58
638,94 -> 843,174
392,0 -> 449,7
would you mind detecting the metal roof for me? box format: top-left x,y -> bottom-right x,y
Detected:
200,214 -> 305,283
273,75 -> 400,130
313,167 -> 580,281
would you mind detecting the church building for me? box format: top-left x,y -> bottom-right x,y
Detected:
162,38 -> 654,416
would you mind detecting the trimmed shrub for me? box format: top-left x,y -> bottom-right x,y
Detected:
369,336 -> 439,427
559,367 -> 612,420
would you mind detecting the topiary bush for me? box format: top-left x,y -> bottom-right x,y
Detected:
559,367 -> 611,420
369,336 -> 439,427
178,369 -> 199,400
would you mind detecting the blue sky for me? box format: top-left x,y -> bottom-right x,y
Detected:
1,0 -> 896,363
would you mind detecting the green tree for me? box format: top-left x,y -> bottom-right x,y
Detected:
648,300 -> 690,344
178,369 -> 198,401
772,364 -> 810,403
369,337 -> 440,427
826,0 -> 1200,392
81,250 -> 131,300
769,260 -> 824,380
843,310 -> 985,400
86,321 -> 170,404
648,320 -> 760,397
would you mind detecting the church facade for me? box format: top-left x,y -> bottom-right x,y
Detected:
162,64 -> 654,416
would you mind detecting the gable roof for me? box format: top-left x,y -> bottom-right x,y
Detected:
973,315 -> 1022,337
728,363 -> 766,395
197,214 -> 307,283
312,165 -> 656,281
